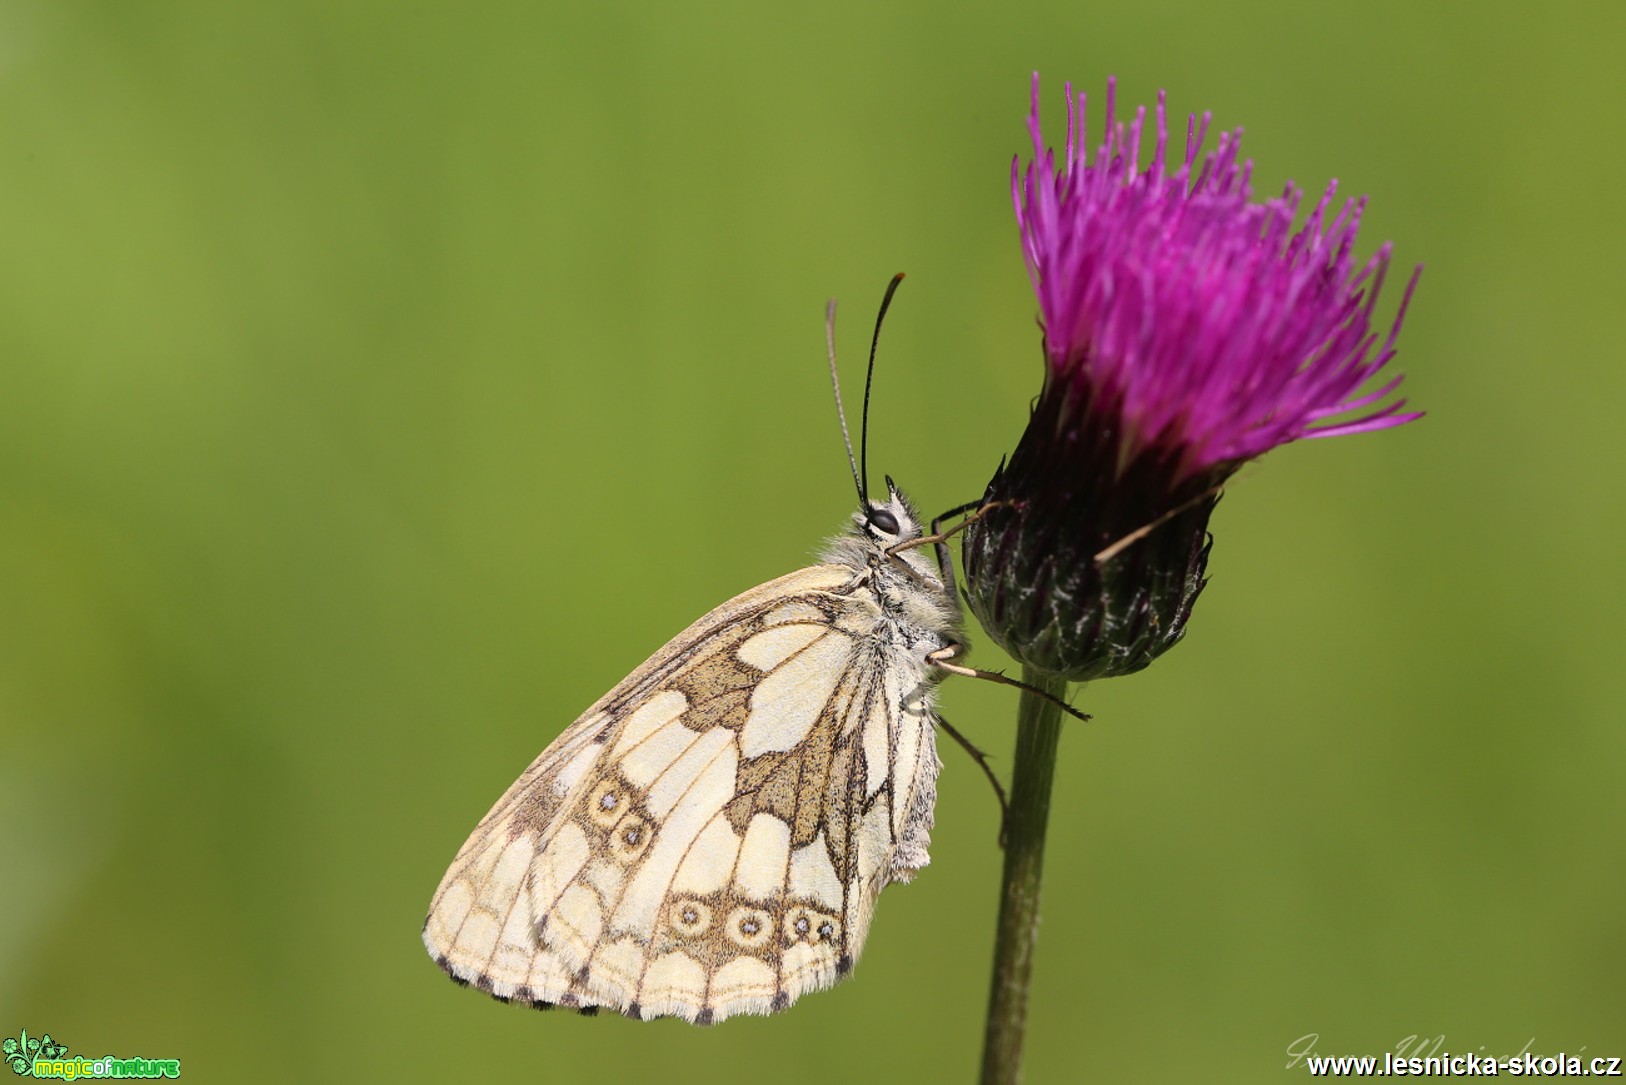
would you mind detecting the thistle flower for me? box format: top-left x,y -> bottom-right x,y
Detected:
963,75 -> 1422,681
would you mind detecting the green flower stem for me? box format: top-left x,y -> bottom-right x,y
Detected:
980,665 -> 1072,1085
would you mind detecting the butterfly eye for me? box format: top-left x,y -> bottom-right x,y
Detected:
866,506 -> 900,535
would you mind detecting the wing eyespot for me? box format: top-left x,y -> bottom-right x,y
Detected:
783,905 -> 841,944
587,778 -> 632,829
608,813 -> 654,863
724,906 -> 775,951
668,899 -> 714,937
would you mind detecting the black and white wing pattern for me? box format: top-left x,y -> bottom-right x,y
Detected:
424,486 -> 962,1023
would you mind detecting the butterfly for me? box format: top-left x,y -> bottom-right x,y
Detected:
423,277 -> 998,1023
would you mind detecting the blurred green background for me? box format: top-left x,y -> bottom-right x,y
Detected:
2,1 -> 1621,1081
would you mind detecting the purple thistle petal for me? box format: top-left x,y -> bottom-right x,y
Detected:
1014,74 -> 1421,477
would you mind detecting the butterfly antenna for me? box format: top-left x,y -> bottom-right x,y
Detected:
860,273 -> 906,503
826,299 -> 863,504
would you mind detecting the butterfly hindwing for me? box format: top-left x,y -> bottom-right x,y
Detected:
424,552 -> 947,1023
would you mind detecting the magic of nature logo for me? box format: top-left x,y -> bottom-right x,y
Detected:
4,1029 -> 180,1080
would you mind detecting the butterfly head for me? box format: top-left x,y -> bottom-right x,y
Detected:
855,475 -> 922,546
836,475 -> 961,636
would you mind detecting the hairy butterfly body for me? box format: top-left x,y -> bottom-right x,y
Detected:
423,481 -> 963,1023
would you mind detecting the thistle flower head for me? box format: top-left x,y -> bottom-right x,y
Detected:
963,75 -> 1423,681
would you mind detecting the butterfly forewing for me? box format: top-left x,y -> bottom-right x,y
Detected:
424,495 -> 957,1023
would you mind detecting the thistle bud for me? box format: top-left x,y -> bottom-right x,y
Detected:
964,76 -> 1422,682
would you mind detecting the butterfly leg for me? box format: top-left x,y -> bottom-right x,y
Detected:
895,499 -> 1013,558
925,644 -> 1091,724
925,499 -> 983,600
1094,482 -> 1226,563
886,499 -> 1024,600
934,712 -> 1011,847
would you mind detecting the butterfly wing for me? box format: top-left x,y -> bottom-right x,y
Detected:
423,563 -> 944,1023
